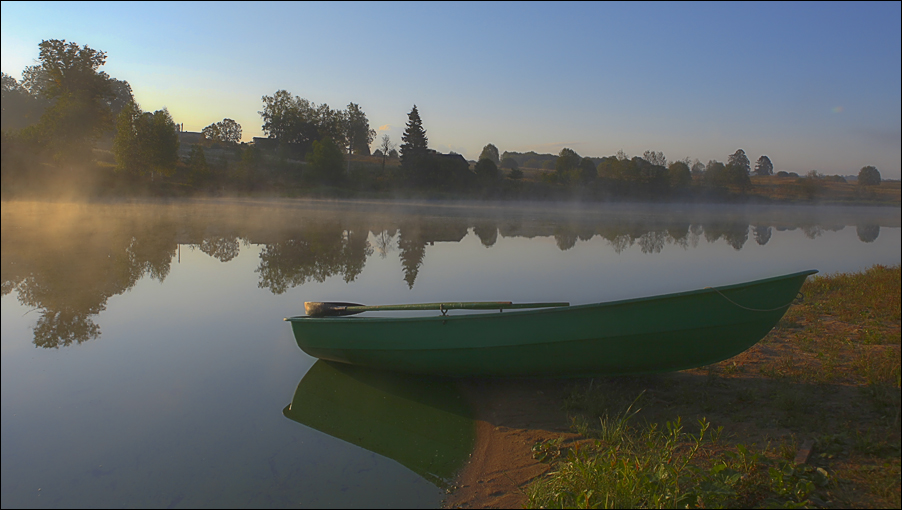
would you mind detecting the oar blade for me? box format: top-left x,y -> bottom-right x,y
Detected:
305,302 -> 366,317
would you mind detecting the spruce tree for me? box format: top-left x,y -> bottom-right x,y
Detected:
400,104 -> 428,167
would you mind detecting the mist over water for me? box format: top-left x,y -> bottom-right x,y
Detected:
2,198 -> 900,508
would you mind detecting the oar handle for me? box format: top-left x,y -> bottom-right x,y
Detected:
346,302 -> 514,313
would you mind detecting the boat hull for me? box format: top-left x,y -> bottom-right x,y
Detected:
286,270 -> 817,377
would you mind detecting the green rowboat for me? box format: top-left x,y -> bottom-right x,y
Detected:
285,270 -> 817,377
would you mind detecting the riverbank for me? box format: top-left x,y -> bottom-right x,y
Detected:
444,265 -> 900,509
2,153 -> 899,207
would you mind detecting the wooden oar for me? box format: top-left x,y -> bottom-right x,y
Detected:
303,301 -> 570,317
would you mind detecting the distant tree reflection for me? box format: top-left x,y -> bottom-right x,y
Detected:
753,225 -> 772,245
637,231 -> 668,254
2,212 -> 177,348
396,219 -> 468,288
374,229 -> 397,259
398,223 -> 427,289
857,224 -> 880,243
554,226 -> 579,251
703,222 -> 749,250
33,310 -> 101,348
801,225 -> 824,239
341,228 -> 373,283
255,224 -> 372,294
665,221 -> 692,249
199,235 -> 242,262
608,234 -> 633,254
472,221 -> 498,247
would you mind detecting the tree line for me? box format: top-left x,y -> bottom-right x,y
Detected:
1,38 -> 887,200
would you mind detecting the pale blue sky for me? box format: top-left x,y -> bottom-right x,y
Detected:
2,1 -> 900,177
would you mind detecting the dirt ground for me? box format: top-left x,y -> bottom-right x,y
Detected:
439,343 -> 806,509
442,378 -> 582,509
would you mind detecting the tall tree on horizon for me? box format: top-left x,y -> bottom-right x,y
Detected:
725,149 -> 752,191
479,143 -> 500,165
398,224 -> 426,289
344,102 -> 376,155
754,155 -> 774,176
555,147 -> 581,182
858,166 -> 881,186
642,150 -> 667,167
727,149 -> 751,175
400,104 -> 428,167
259,90 -> 317,145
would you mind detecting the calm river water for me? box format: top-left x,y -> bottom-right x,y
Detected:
1,198 -> 899,508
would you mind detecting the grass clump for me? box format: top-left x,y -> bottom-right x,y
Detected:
526,397 -> 830,509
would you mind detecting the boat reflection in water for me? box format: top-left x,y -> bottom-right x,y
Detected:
283,360 -> 476,488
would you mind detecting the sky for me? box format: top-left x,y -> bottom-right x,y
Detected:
2,1 -> 900,177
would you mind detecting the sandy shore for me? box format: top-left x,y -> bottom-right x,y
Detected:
443,378 -> 582,509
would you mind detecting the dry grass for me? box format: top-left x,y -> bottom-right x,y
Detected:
747,175 -> 901,205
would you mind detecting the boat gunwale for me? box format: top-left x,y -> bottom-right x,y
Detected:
284,269 -> 818,324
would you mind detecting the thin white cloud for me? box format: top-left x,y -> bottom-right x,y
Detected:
378,124 -> 392,131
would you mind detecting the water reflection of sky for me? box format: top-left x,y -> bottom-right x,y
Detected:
303,223 -> 901,311
1,200 -> 900,508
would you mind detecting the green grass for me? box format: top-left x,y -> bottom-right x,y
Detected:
526,400 -> 831,509
526,265 -> 901,509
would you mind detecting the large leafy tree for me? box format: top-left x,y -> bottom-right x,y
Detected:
1,72 -> 49,130
344,102 -> 375,155
314,103 -> 346,149
479,143 -> 500,165
727,149 -> 751,175
400,104 -> 428,167
857,166 -> 881,186
723,149 -> 752,192
32,39 -> 113,101
259,90 -> 317,145
754,155 -> 773,176
20,64 -> 50,97
704,160 -> 727,186
13,67 -> 131,130
667,161 -> 692,189
642,150 -> 667,167
203,118 -> 242,143
474,158 -> 500,187
21,39 -> 120,162
707,157 -> 751,191
103,78 -> 134,117
113,101 -> 180,179
555,148 -> 581,182
259,91 -> 373,156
